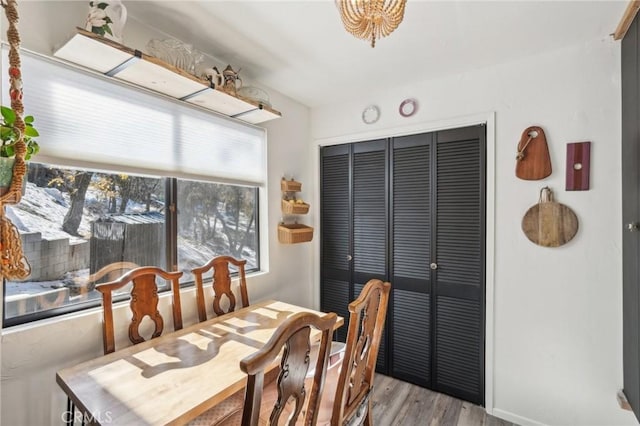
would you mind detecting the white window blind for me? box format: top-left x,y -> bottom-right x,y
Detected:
2,49 -> 267,185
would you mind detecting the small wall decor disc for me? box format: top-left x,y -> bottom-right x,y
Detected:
362,105 -> 380,124
399,98 -> 417,117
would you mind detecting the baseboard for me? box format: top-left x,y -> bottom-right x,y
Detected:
492,408 -> 548,426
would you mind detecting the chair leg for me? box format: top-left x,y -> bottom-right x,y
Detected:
66,397 -> 74,426
66,397 -> 87,426
364,399 -> 373,426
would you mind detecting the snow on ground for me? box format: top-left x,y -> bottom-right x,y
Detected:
8,182 -> 256,281
8,182 -> 100,241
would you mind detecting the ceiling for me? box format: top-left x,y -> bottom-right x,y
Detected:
124,1 -> 628,108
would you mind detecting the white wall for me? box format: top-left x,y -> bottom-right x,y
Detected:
0,2 -> 314,425
311,37 -> 635,426
1,2 -> 636,426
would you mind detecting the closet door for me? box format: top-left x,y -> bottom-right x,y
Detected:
320,125 -> 485,403
320,141 -> 388,368
433,126 -> 486,405
352,140 -> 388,371
320,144 -> 351,342
390,133 -> 432,387
622,11 -> 640,419
352,140 -> 387,285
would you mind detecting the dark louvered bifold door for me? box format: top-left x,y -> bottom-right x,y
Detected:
390,134 -> 432,387
320,144 -> 351,342
352,140 -> 388,372
433,126 -> 486,405
320,125 -> 485,405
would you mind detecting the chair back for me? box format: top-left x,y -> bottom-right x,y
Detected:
332,279 -> 391,425
87,261 -> 139,285
95,266 -> 183,354
240,311 -> 337,426
193,255 -> 249,321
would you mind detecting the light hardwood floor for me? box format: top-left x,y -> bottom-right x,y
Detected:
371,374 -> 517,426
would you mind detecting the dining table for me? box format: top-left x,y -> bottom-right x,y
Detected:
56,299 -> 343,425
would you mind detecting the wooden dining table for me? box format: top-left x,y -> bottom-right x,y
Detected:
56,299 -> 343,425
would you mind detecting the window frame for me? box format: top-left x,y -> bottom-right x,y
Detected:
2,170 -> 261,328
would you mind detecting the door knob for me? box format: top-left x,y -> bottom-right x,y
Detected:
628,223 -> 640,232
430,263 -> 438,270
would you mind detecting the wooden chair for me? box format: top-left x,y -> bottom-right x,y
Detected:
242,311 -> 337,426
251,280 -> 389,426
193,255 -> 249,322
95,266 -> 184,354
188,311 -> 337,426
321,279 -> 391,426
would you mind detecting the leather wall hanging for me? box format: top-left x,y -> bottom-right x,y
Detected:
522,187 -> 578,247
566,141 -> 591,191
515,126 -> 552,180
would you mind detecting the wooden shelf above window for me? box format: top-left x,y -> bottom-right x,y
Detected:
53,28 -> 281,124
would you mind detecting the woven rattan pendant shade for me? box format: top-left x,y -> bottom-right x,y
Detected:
335,0 -> 406,47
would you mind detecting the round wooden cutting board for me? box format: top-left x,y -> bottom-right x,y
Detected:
522,190 -> 579,247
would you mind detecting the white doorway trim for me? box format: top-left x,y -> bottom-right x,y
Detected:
311,111 -> 496,414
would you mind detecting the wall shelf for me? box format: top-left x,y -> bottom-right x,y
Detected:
278,223 -> 314,244
53,28 -> 281,125
279,178 -> 312,244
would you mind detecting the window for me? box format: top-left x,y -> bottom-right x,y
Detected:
177,179 -> 259,284
3,164 -> 260,326
2,50 -> 265,327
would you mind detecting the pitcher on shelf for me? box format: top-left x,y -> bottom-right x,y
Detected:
203,65 -> 242,96
221,65 -> 242,95
85,0 -> 128,43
